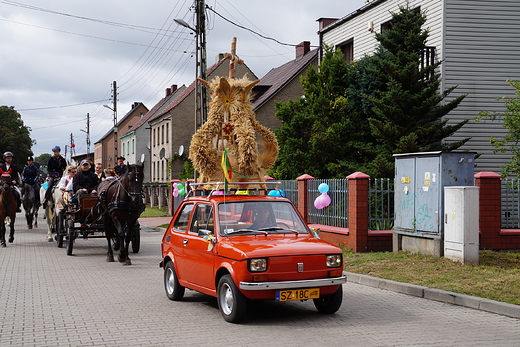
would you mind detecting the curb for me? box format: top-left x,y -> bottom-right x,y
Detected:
345,272 -> 520,319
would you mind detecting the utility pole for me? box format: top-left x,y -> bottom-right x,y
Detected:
196,0 -> 207,125
70,133 -> 76,158
112,81 -> 118,167
81,113 -> 91,159
104,81 -> 118,167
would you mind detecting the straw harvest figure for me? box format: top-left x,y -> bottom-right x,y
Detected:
189,38 -> 278,188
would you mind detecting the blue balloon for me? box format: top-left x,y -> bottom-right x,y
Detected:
268,189 -> 286,197
318,183 -> 329,194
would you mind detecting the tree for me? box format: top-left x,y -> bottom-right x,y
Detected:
366,7 -> 469,177
476,79 -> 520,177
0,106 -> 34,169
35,153 -> 52,168
270,47 -> 375,179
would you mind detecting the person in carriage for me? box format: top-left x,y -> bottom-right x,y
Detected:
94,163 -> 105,182
103,168 -> 117,181
71,160 -> 99,202
43,145 -> 67,207
114,156 -> 127,177
0,151 -> 22,212
22,156 -> 41,207
55,165 -> 77,208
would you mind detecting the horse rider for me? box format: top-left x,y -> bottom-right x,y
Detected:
43,145 -> 67,206
0,151 -> 22,212
22,156 -> 41,207
114,156 -> 127,177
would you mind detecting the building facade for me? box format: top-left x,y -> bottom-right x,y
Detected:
319,0 -> 520,174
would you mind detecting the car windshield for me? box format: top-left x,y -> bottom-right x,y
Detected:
218,201 -> 308,236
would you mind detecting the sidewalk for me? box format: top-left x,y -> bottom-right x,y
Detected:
138,216 -> 171,228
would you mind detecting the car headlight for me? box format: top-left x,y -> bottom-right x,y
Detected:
249,258 -> 267,272
326,254 -> 342,268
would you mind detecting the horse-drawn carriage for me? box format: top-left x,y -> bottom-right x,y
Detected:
55,194 -> 141,256
43,163 -> 145,264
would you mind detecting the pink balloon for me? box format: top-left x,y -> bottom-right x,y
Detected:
173,186 -> 179,198
321,193 -> 331,207
314,196 -> 325,209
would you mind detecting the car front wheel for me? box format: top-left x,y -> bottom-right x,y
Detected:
217,274 -> 247,323
164,261 -> 185,301
313,285 -> 343,314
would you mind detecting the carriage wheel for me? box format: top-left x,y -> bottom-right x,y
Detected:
66,219 -> 75,256
56,211 -> 64,248
131,223 -> 140,253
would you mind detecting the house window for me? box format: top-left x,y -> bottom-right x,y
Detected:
161,160 -> 164,181
166,123 -> 169,143
132,139 -> 135,154
153,129 -> 156,147
338,39 -> 353,63
161,125 -> 164,144
422,46 -> 436,80
122,143 -> 125,156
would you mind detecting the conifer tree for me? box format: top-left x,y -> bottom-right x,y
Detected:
366,6 -> 469,177
271,47 -> 374,179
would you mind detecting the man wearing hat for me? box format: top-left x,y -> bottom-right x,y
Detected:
72,160 -> 99,200
114,156 -> 127,177
44,146 -> 67,206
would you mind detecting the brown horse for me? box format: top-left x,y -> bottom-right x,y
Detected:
0,175 -> 17,247
97,164 -> 145,265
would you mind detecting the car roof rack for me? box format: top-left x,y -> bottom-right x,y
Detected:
187,181 -> 284,198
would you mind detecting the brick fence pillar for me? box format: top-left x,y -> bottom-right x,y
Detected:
296,174 -> 315,224
474,171 -> 502,249
347,172 -> 370,252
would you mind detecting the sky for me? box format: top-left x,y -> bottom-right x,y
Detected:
0,0 -> 367,159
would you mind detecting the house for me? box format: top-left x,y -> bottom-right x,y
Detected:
149,56 -> 257,182
318,0 -> 520,174
252,41 -> 319,130
119,85 -> 186,182
94,102 -> 148,170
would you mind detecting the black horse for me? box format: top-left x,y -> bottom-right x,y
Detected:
97,164 -> 145,265
22,183 -> 39,229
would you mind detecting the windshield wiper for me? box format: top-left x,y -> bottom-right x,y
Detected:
258,227 -> 299,234
225,229 -> 268,235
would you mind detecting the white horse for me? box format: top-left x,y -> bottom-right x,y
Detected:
40,183 -> 62,242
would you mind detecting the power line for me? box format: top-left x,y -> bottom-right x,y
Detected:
16,100 -> 110,112
206,6 -> 317,48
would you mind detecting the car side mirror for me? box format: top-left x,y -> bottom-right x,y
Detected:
198,229 -> 212,237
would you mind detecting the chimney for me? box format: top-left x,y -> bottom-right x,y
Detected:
296,41 -> 311,58
216,53 -> 225,63
170,84 -> 177,93
165,88 -> 171,96
317,18 -> 339,31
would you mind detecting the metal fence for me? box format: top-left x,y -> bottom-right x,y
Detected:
369,178 -> 394,230
502,178 -> 520,228
306,179 -> 349,228
279,180 -> 298,207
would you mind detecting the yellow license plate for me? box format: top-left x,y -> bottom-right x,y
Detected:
276,288 -> 320,302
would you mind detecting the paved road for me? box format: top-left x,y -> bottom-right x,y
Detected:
1,213 -> 519,347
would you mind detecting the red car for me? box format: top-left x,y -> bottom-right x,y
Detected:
160,192 -> 346,323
